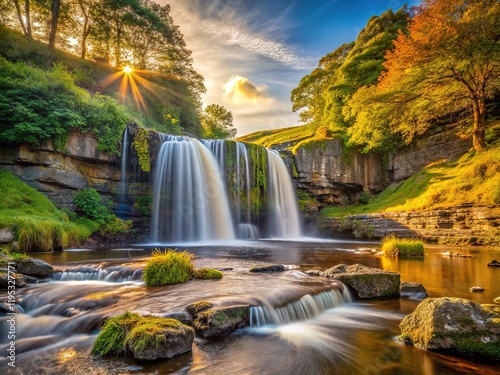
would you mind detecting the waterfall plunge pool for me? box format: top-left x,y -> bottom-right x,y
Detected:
2,240 -> 499,375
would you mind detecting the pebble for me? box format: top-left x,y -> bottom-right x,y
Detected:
470,286 -> 484,292
494,297 -> 500,304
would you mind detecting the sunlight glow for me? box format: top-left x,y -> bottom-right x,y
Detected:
123,65 -> 133,73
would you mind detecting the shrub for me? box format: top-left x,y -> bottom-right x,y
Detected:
99,214 -> 133,235
74,188 -> 108,222
143,249 -> 195,286
381,234 -> 424,257
195,268 -> 223,279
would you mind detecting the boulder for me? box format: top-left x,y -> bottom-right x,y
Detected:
0,228 -> 14,243
0,273 -> 28,289
128,321 -> 194,361
249,264 -> 285,273
322,264 -> 400,299
487,259 -> 500,267
495,297 -> 500,305
400,282 -> 428,300
470,286 -> 484,293
193,305 -> 250,338
16,258 -> 54,278
400,297 -> 500,360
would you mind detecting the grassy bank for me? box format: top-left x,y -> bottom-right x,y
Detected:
0,171 -> 97,252
321,140 -> 500,218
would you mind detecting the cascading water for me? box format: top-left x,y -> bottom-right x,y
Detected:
151,135 -> 235,242
118,126 -> 129,212
266,149 -> 302,238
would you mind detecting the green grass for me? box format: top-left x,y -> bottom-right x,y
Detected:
321,140 -> 500,218
142,249 -> 196,286
91,312 -> 141,356
0,171 -> 97,252
381,234 -> 424,257
195,268 -> 223,279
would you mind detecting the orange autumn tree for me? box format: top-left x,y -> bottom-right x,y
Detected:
378,0 -> 500,151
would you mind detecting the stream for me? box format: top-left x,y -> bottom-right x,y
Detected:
1,239 -> 499,375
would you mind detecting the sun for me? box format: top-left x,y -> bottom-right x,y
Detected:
123,65 -> 133,73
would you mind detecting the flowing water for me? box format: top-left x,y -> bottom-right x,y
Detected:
2,241 -> 499,375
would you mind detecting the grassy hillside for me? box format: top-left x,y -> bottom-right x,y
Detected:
0,172 -> 98,252
321,139 -> 500,218
0,26 -> 202,140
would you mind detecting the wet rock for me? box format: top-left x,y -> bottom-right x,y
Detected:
322,264 -> 400,299
495,297 -> 500,305
16,258 -> 54,278
400,282 -> 428,300
487,259 -> 500,267
0,228 -> 14,243
470,286 -> 485,293
193,305 -> 250,338
164,311 -> 193,326
0,302 -> 23,314
400,297 -> 500,360
249,264 -> 285,273
0,273 -> 28,289
128,321 -> 194,361
304,269 -> 324,277
185,301 -> 213,318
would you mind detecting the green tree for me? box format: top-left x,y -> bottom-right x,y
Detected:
201,104 -> 237,139
379,0 -> 500,151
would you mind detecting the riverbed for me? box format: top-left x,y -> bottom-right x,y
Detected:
1,239 -> 499,374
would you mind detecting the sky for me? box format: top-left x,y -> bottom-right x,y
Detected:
159,0 -> 420,137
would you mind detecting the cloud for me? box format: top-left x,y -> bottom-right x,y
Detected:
223,75 -> 272,105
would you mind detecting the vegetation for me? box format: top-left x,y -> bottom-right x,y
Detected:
0,171 -> 97,252
236,124 -> 315,151
91,312 -> 191,357
195,268 -> 223,279
142,249 -> 196,286
381,234 -> 424,257
132,128 -> 151,172
201,104 -> 237,139
320,140 -> 500,217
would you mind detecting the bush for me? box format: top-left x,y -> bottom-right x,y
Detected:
381,234 -> 424,257
74,188 -> 108,222
143,249 -> 195,286
99,214 -> 133,235
195,268 -> 223,279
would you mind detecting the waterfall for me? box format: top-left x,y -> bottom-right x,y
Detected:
249,288 -> 350,327
236,142 -> 259,239
118,126 -> 129,212
266,149 -> 301,238
201,139 -> 225,172
151,136 -> 235,242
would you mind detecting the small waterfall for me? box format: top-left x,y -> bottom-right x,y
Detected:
236,142 -> 259,239
118,126 -> 129,211
249,288 -> 350,327
151,136 -> 235,242
52,266 -> 143,283
266,149 -> 301,238
201,139 -> 226,172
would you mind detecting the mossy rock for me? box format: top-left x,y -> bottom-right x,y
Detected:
91,312 -> 194,360
195,268 -> 223,279
193,305 -> 250,338
185,301 -> 213,318
323,264 -> 400,299
249,264 -> 285,273
400,297 -> 500,360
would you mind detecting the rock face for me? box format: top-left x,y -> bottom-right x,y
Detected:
321,264 -> 400,299
319,205 -> 500,245
16,258 -> 54,278
128,324 -> 194,361
0,228 -> 14,243
400,298 -> 500,360
192,305 -> 250,338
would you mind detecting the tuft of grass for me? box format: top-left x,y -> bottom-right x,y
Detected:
142,249 -> 195,286
381,234 -> 424,257
91,311 -> 142,356
195,268 -> 223,279
0,171 -> 97,252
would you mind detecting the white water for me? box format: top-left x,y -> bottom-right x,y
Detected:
119,126 -> 129,209
266,149 -> 302,238
151,136 -> 235,242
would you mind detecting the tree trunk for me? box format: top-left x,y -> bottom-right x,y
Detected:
25,0 -> 32,37
472,97 -> 487,151
13,0 -> 28,36
81,22 -> 89,59
49,0 -> 62,48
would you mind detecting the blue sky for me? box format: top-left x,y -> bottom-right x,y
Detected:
161,0 -> 420,136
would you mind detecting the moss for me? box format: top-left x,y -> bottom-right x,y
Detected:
186,301 -> 213,317
132,127 -> 151,173
91,311 -> 142,356
142,249 -> 195,286
195,268 -> 223,279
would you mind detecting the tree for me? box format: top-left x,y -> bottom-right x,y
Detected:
48,0 -> 61,48
380,0 -> 500,151
200,104 -> 237,139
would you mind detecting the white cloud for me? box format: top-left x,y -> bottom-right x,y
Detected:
223,75 -> 272,105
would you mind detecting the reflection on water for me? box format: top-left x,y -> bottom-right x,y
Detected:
2,240 -> 499,374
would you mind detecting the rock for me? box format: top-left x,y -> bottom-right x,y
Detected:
249,264 -> 285,273
10,241 -> 18,251
322,264 -> 400,299
193,305 -> 250,338
304,269 -> 324,277
0,228 -> 14,243
0,302 -> 23,315
185,301 -> 213,318
495,297 -> 500,305
16,258 -> 54,278
470,286 -> 485,292
400,282 -> 428,300
400,297 -> 500,360
487,259 -> 500,267
164,311 -> 193,326
128,320 -> 194,361
0,273 -> 28,289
